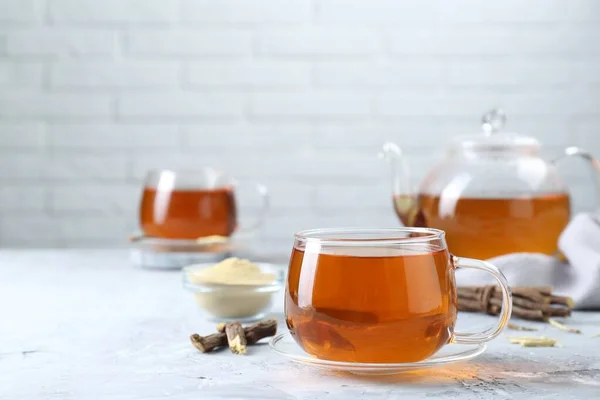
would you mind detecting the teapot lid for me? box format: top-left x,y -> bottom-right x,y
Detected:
451,109 -> 540,152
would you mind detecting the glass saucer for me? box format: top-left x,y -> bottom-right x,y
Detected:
129,235 -> 236,269
269,332 -> 486,375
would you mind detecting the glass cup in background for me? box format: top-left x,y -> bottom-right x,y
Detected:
139,168 -> 269,241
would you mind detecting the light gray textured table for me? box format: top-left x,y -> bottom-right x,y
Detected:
1,249 -> 599,400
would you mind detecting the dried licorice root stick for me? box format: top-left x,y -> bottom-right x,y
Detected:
190,332 -> 227,353
550,295 -> 576,308
217,319 -> 278,345
457,285 -> 574,322
487,297 -> 572,319
225,322 -> 247,355
486,304 -> 547,321
245,320 -> 277,344
191,319 -> 278,354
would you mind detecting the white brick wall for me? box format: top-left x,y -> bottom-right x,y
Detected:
47,0 -> 179,24
0,93 -> 112,118
0,0 -> 40,23
0,0 -> 599,248
255,29 -> 381,56
0,62 -> 43,88
50,62 -> 180,89
48,123 -> 180,149
6,29 -> 116,57
185,61 -> 311,88
181,0 -> 312,23
125,30 -> 252,56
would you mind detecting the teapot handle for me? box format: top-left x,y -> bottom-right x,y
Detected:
552,147 -> 600,212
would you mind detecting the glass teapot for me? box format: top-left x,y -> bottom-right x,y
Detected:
381,109 -> 600,260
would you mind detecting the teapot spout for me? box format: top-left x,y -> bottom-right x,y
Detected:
379,142 -> 421,227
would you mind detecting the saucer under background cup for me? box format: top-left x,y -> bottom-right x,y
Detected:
269,332 -> 487,376
129,235 -> 234,269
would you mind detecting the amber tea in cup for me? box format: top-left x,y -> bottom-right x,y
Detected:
139,169 -> 268,240
141,186 -> 237,239
285,228 -> 512,364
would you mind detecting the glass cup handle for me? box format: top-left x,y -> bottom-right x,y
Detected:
452,257 -> 513,344
552,146 -> 600,210
235,181 -> 269,234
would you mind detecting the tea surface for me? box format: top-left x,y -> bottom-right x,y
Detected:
285,246 -> 457,363
395,193 -> 570,259
140,187 -> 237,239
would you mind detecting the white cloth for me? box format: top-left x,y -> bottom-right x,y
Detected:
456,213 -> 600,310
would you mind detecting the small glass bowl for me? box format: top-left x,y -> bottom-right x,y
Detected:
182,262 -> 284,322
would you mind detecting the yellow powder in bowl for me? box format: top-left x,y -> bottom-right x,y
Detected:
189,257 -> 276,286
186,258 -> 280,320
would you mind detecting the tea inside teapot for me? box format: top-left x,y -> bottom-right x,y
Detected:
393,192 -> 570,260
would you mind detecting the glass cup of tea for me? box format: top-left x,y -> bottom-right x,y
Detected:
139,168 -> 269,240
285,227 -> 512,364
